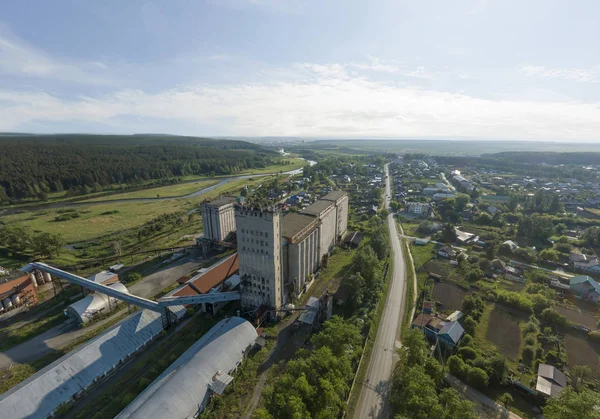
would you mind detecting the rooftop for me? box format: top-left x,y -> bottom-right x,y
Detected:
206,196 -> 237,208
536,364 -> 567,397
116,317 -> 257,419
173,253 -> 239,297
0,273 -> 31,298
300,199 -> 335,217
87,270 -> 119,285
321,190 -> 347,202
281,213 -> 319,243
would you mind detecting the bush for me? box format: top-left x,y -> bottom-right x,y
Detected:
127,272 -> 142,283
466,367 -> 489,389
448,355 -> 466,378
522,345 -> 536,366
540,308 -> 568,327
525,335 -> 536,346
459,346 -> 478,361
524,321 -> 540,334
461,334 -> 474,346
463,316 -> 478,336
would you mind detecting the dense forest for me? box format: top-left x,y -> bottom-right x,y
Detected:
0,134 -> 277,202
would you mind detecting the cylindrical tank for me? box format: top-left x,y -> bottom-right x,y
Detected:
29,273 -> 38,287
2,298 -> 13,310
11,294 -> 20,305
44,272 -> 52,283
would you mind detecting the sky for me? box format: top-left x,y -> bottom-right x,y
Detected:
0,0 -> 599,141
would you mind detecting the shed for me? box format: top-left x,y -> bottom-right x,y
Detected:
536,364 -> 567,397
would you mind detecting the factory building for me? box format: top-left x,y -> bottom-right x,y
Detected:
236,191 -> 349,313
116,316 -> 258,419
0,307 -> 186,419
201,196 -> 238,242
236,208 -> 284,312
170,253 -> 240,314
0,271 -> 38,310
320,190 -> 349,242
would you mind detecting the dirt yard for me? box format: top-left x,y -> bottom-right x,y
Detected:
432,281 -> 469,311
564,334 -> 600,377
556,306 -> 597,329
485,305 -> 523,360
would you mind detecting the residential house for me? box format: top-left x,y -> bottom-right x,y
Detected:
502,240 -> 519,251
487,205 -> 499,215
455,229 -> 475,244
536,364 -> 567,398
406,202 -> 431,216
438,246 -> 456,259
570,275 -> 600,303
411,313 -> 465,348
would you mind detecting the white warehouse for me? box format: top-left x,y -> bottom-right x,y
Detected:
116,316 -> 257,419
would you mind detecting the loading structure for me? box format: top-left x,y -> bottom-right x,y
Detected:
20,262 -> 241,327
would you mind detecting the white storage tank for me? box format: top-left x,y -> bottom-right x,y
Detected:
2,298 -> 13,310
44,272 -> 52,284
11,294 -> 20,306
65,282 -> 130,325
29,272 -> 38,287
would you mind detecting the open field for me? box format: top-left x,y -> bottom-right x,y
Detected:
485,305 -> 523,359
556,306 -> 598,329
475,303 -> 525,362
409,242 -> 435,270
564,334 -> 600,377
0,176 -> 275,244
432,281 -> 469,311
82,179 -> 220,202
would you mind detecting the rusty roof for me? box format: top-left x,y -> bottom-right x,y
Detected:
0,273 -> 30,298
173,253 -> 239,297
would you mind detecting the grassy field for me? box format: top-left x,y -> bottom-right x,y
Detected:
409,242 -> 436,270
82,179 -> 220,202
1,176 -> 274,244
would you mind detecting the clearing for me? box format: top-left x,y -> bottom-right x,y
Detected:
564,333 -> 600,377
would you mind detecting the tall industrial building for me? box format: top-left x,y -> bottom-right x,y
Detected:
235,208 -> 284,311
201,196 -> 237,242
236,191 -> 349,314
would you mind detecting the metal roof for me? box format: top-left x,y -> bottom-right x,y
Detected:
298,297 -> 320,325
438,321 -> 464,344
537,364 -> 567,388
0,308 -> 185,419
209,371 -> 234,395
116,316 -> 257,419
87,270 -> 119,284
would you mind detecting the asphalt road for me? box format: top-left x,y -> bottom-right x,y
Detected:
354,164 -> 408,418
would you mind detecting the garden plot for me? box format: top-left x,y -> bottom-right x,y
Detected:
564,334 -> 600,377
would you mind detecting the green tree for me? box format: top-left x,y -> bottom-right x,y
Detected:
442,223 -> 457,243
544,387 -> 600,419
498,392 -> 513,408
571,365 -> 591,390
439,388 -> 477,419
466,367 -> 489,389
540,248 -> 559,262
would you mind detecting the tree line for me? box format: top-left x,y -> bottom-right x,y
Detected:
0,135 -> 277,202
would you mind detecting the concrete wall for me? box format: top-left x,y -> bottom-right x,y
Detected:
317,205 -> 337,261
202,204 -> 235,242
236,208 -> 284,310
335,196 -> 349,240
287,229 -> 319,296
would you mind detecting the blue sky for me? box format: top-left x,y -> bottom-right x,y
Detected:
0,0 -> 599,140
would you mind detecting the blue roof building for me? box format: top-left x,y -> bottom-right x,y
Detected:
411,313 -> 465,348
570,275 -> 600,303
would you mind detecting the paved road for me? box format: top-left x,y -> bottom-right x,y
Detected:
446,374 -> 522,419
0,253 -> 206,369
354,164 -> 408,418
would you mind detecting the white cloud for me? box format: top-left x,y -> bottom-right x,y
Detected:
349,56 -> 437,80
520,65 -> 599,83
0,27 -> 111,85
1,63 -> 600,140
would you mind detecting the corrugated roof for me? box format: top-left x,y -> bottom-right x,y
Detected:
538,364 -> 567,388
205,196 -> 237,208
298,297 -> 320,325
300,199 -> 335,217
173,253 -> 239,297
438,321 -> 464,344
0,308 -> 184,419
116,317 -> 257,419
87,270 -> 119,285
281,213 -> 318,242
0,274 -> 30,298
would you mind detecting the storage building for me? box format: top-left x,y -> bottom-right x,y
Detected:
116,316 -> 257,419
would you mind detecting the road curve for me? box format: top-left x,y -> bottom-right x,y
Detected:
353,164 -> 408,418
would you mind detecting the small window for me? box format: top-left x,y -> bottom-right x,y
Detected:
265,232 -> 269,238
260,232 -> 264,237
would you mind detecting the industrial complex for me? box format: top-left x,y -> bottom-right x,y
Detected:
0,189 -> 349,418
